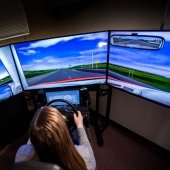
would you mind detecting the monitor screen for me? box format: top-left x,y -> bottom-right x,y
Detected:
108,31 -> 170,107
12,31 -> 108,90
45,90 -> 80,106
0,46 -> 22,102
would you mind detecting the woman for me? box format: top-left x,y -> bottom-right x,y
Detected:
15,106 -> 96,170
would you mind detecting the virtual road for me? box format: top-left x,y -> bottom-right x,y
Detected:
108,71 -> 157,89
27,69 -> 105,86
27,68 -> 156,89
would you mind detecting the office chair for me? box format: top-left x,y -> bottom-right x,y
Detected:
10,161 -> 63,170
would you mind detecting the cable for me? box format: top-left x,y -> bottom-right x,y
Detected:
160,0 -> 170,30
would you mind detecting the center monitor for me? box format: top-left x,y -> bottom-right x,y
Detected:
11,31 -> 108,90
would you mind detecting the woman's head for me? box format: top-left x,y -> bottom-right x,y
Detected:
29,106 -> 87,170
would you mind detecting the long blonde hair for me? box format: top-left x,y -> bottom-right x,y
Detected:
29,106 -> 87,170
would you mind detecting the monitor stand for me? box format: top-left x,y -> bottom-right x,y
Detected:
90,85 -> 112,147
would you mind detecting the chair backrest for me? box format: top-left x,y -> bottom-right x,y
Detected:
10,161 -> 63,170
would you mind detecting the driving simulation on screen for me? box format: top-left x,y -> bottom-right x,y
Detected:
2,30 -> 169,107
0,46 -> 23,102
108,31 -> 170,106
12,32 -> 108,90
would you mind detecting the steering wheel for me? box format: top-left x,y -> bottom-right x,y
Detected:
46,99 -> 78,133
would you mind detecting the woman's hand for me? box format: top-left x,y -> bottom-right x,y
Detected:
73,111 -> 84,128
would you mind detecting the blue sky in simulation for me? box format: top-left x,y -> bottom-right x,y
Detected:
109,31 -> 170,78
14,32 -> 108,71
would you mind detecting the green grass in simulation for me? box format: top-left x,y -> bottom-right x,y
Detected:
24,69 -> 57,79
0,76 -> 12,86
109,64 -> 170,92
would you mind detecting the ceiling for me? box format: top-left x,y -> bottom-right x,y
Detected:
37,0 -> 99,18
0,0 -> 169,45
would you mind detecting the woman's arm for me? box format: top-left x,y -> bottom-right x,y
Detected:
74,111 -> 93,148
74,112 -> 96,170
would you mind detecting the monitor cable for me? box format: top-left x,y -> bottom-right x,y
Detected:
160,0 -> 170,30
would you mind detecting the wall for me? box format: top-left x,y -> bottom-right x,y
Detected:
0,0 -> 170,150
99,88 -> 170,150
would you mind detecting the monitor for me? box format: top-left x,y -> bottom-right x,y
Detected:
0,46 -> 22,102
108,31 -> 170,107
45,90 -> 80,106
11,31 -> 108,90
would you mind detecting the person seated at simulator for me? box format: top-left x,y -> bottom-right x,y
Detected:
15,106 -> 96,170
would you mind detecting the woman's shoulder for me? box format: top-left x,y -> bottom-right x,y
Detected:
15,144 -> 37,162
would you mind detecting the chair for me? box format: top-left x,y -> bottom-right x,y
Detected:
10,161 -> 63,170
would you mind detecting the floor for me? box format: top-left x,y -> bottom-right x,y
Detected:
90,121 -> 170,170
